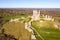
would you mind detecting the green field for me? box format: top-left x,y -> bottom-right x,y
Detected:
32,20 -> 60,40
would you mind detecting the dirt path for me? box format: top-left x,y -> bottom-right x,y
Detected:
25,19 -> 44,40
31,27 -> 45,40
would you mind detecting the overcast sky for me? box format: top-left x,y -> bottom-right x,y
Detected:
0,0 -> 60,8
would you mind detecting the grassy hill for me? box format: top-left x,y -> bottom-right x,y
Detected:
3,22 -> 31,40
32,20 -> 60,40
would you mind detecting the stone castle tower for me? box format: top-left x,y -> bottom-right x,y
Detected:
32,10 -> 40,20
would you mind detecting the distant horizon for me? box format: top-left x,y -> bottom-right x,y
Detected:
1,8 -> 60,10
0,8 -> 60,9
0,7 -> 60,8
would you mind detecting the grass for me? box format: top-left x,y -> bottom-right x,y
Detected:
2,14 -> 32,23
24,17 -> 31,23
3,22 -> 31,40
39,27 -> 60,40
1,15 -> 29,24
33,29 -> 42,40
32,20 -> 60,40
2,15 -> 28,21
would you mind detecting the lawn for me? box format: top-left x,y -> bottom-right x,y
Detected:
32,20 -> 60,40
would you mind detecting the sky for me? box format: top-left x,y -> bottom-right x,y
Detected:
0,0 -> 60,8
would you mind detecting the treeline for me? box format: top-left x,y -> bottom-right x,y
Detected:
1,9 -> 60,17
0,9 -> 32,17
40,10 -> 60,17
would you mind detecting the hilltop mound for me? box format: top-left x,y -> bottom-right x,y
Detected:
3,22 -> 31,40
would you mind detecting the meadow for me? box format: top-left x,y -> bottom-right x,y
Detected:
32,20 -> 60,40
